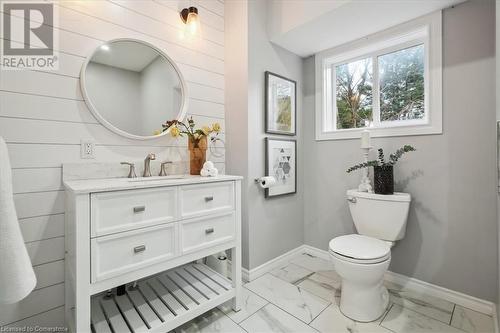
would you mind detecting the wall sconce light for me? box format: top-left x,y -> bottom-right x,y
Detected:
180,6 -> 200,38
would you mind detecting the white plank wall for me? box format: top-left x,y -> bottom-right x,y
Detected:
0,0 -> 225,327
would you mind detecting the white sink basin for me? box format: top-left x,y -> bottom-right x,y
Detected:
126,175 -> 185,182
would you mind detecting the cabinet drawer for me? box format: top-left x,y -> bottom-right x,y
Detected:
180,182 -> 234,218
91,187 -> 177,237
91,224 -> 177,282
181,212 -> 235,253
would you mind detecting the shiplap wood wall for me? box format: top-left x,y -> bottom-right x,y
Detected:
0,0 -> 225,328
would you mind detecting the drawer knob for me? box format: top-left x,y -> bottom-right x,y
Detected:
205,196 -> 214,202
133,206 -> 146,213
205,228 -> 214,234
134,245 -> 146,253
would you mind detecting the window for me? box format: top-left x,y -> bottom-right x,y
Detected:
315,12 -> 442,140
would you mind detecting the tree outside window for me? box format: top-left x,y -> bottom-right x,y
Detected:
335,58 -> 373,129
379,44 -> 424,122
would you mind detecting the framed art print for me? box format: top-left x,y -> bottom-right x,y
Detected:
265,138 -> 297,198
265,71 -> 296,135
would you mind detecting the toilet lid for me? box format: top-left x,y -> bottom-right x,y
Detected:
329,234 -> 390,261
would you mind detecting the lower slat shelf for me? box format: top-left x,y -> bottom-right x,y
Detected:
90,263 -> 235,333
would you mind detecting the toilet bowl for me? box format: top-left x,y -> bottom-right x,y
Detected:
329,235 -> 391,321
330,190 -> 411,322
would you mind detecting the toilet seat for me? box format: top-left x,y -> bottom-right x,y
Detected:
329,234 -> 391,264
330,250 -> 390,264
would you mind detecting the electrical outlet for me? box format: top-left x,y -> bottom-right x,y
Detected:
81,140 -> 95,159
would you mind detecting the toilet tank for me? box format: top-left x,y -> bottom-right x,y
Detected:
346,189 -> 411,241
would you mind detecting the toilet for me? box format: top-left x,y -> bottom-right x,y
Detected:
329,189 -> 411,322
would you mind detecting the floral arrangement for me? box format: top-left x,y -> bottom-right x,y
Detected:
346,145 -> 416,173
160,117 -> 221,147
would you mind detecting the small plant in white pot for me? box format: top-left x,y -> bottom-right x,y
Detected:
347,145 -> 416,194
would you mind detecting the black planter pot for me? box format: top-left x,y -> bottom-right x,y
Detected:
374,165 -> 394,194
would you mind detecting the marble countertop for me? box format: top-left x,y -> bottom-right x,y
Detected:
64,174 -> 243,194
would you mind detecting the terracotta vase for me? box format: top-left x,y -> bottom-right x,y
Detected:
188,136 -> 207,175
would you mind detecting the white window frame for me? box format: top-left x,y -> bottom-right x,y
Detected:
315,11 -> 442,141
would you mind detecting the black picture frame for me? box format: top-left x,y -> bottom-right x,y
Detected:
265,71 -> 297,136
265,138 -> 297,198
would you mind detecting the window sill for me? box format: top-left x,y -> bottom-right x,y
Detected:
315,123 -> 442,141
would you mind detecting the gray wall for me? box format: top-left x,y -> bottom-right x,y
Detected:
225,0 -> 304,270
303,0 -> 497,301
496,0 -> 500,318
86,58 -> 182,136
247,0 -> 304,269
86,62 -> 141,133
140,57 -> 181,134
225,0 -> 250,268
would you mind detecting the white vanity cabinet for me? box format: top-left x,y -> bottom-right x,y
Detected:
64,175 -> 242,333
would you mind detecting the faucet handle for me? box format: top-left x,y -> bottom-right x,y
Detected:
159,161 -> 173,176
147,153 -> 156,160
120,162 -> 137,178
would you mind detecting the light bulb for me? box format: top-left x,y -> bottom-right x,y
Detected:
185,12 -> 199,37
180,7 -> 200,40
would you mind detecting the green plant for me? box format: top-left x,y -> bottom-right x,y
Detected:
346,145 -> 416,173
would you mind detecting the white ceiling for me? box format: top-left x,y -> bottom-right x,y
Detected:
91,41 -> 160,72
267,0 -> 466,57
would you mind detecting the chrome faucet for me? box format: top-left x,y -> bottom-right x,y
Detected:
159,161 -> 173,176
143,153 -> 156,177
120,162 -> 137,178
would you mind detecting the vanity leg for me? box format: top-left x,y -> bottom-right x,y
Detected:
231,246 -> 242,311
75,297 -> 91,333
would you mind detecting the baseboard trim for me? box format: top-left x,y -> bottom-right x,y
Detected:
384,270 -> 496,316
241,245 -> 305,282
492,303 -> 499,333
302,244 -> 330,260
243,244 -> 496,318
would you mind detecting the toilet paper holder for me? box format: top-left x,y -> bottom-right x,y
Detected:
254,176 -> 276,189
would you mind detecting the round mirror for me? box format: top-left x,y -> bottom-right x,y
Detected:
81,39 -> 187,139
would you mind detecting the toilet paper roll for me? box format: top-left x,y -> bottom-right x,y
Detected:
257,176 -> 276,189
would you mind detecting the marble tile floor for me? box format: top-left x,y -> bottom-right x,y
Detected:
175,253 -> 496,333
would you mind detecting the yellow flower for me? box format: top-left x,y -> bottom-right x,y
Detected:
212,123 -> 221,133
170,126 -> 180,137
201,126 -> 212,135
153,129 -> 162,136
